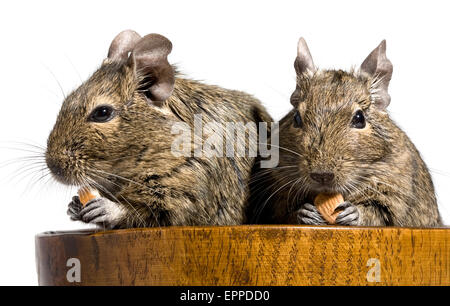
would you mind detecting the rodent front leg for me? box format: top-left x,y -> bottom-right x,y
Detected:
293,203 -> 327,225
334,201 -> 360,226
341,202 -> 389,226
67,196 -> 83,221
67,196 -> 127,229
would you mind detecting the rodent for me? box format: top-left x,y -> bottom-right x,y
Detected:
46,30 -> 272,229
248,38 -> 442,227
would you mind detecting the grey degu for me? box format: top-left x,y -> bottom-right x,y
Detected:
250,38 -> 441,227
45,30 -> 272,229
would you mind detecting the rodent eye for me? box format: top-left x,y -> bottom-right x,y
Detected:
293,111 -> 303,128
88,105 -> 115,123
351,110 -> 366,129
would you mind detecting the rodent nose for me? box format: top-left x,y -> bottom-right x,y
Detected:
46,156 -> 64,178
310,172 -> 335,184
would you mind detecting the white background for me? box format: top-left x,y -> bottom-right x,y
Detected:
0,0 -> 449,285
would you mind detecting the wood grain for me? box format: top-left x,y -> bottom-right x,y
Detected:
35,225 -> 450,286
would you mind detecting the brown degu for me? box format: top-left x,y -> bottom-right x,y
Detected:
46,30 -> 272,229
249,38 -> 442,227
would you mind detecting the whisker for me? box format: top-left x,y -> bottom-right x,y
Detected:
41,63 -> 66,99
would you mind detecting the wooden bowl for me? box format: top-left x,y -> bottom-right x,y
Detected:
35,225 -> 450,286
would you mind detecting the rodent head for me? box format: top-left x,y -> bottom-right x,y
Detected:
46,30 -> 177,188
278,38 -> 394,196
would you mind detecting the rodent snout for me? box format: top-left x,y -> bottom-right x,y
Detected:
46,155 -> 65,181
45,149 -> 80,185
310,171 -> 335,184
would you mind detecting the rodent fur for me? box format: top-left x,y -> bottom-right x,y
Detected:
46,30 -> 272,228
249,38 -> 442,227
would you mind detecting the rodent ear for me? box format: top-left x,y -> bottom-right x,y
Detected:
128,33 -> 175,106
294,37 -> 316,76
291,37 -> 315,107
107,30 -> 142,62
360,40 -> 393,110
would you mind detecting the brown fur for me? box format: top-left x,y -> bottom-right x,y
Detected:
249,43 -> 441,227
46,33 -> 272,228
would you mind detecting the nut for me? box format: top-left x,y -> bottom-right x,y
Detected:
314,192 -> 344,224
78,187 -> 99,206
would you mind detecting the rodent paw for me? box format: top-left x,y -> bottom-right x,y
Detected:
297,203 -> 327,225
77,197 -> 127,229
67,196 -> 83,221
334,201 -> 360,226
